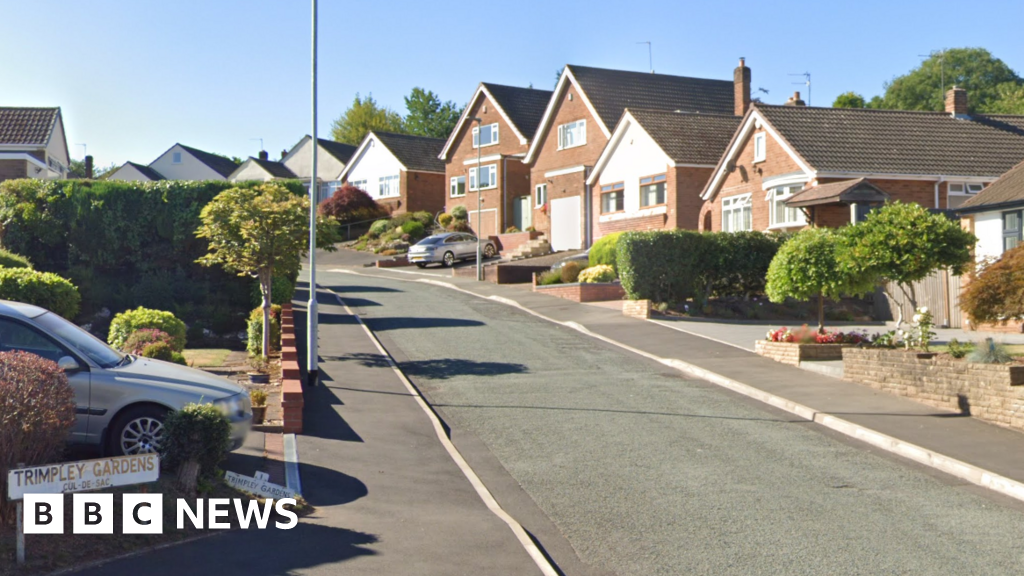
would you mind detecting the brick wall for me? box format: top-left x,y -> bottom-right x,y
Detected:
843,347 -> 1024,432
533,281 -> 626,302
0,159 -> 27,181
598,213 -> 668,235
674,166 -> 715,230
278,303 -> 303,434
403,170 -> 446,215
754,340 -> 848,365
493,230 -> 542,254
623,300 -> 652,319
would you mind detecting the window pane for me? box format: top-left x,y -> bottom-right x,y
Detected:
640,182 -> 665,207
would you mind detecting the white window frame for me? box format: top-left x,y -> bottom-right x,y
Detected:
450,175 -> 466,198
172,152 -> 183,164
472,123 -> 499,148
722,194 -> 753,232
469,164 -> 497,191
349,179 -> 367,191
535,183 -> 548,207
948,181 -> 986,196
753,133 -> 766,163
321,180 -> 343,202
557,120 -> 587,150
378,174 -> 400,198
768,184 -> 807,228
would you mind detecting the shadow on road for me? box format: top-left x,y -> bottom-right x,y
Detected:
223,451 -> 368,507
430,402 -> 807,424
361,317 -> 485,331
340,352 -> 528,380
325,284 -> 403,294
302,373 -> 366,445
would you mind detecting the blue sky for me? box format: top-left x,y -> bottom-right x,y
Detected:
2,0 -> 1022,169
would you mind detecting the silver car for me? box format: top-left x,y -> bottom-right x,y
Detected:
0,300 -> 252,455
407,232 -> 497,268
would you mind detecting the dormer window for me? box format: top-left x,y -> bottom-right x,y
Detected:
753,133 -> 766,163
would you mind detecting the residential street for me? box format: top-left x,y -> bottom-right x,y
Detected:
316,262 -> 1024,575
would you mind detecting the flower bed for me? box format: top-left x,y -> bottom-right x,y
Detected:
756,326 -> 868,365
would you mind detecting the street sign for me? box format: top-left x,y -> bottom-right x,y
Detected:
7,454 -> 159,501
225,470 -> 296,500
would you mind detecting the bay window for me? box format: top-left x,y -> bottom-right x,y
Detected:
768,184 -> 806,227
640,174 -> 667,207
722,194 -> 752,232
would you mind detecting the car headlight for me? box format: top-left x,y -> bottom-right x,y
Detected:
213,393 -> 250,419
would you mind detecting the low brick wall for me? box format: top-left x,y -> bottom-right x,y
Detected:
623,300 -> 652,319
376,256 -> 412,268
754,340 -> 849,366
452,263 -> 546,284
533,280 -> 626,303
843,347 -> 1024,432
491,231 -> 542,255
278,303 -> 303,434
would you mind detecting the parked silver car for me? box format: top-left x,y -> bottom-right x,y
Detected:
407,232 -> 497,268
0,300 -> 252,455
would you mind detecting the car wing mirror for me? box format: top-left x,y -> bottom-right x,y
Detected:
57,356 -> 82,373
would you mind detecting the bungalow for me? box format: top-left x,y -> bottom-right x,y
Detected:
523,60 -> 752,250
108,143 -> 239,182
699,88 -> 1024,232
280,136 -> 358,202
339,131 -> 446,215
959,158 -> 1024,263
439,83 -> 552,237
586,108 -> 738,240
229,151 -> 297,182
0,107 -> 70,182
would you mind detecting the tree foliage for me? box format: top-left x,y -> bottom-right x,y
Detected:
330,94 -> 405,145
403,87 -> 462,139
832,91 -> 866,109
961,244 -> 1024,326
318,184 -> 388,224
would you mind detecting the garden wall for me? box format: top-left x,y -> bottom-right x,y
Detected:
754,341 -> 849,365
843,347 -> 1024,432
491,231 -> 542,255
532,278 -> 626,303
279,303 -> 303,434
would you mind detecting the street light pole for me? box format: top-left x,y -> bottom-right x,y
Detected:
306,0 -> 319,384
471,116 -> 483,281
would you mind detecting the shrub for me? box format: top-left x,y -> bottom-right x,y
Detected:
967,337 -> 1013,364
247,305 -> 281,355
250,275 -> 295,308
0,351 -> 77,523
451,205 -> 468,221
447,220 -> 472,233
369,219 -> 392,237
123,328 -> 175,355
317,185 -> 387,224
401,220 -> 426,239
250,389 -> 268,407
947,338 -> 975,359
412,211 -> 433,227
160,402 -> 231,494
0,248 -> 31,269
141,341 -> 186,365
538,271 -> 562,285
590,232 -> 623,272
0,268 -> 81,319
109,307 -> 187,351
438,213 -> 453,228
505,226 -> 521,234
962,243 -> 1024,327
578,264 -> 616,283
561,261 -> 585,283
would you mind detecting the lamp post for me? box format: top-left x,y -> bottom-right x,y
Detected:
306,0 -> 319,384
470,116 -> 483,280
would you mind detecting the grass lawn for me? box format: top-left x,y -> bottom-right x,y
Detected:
929,343 -> 1024,357
182,348 -> 233,368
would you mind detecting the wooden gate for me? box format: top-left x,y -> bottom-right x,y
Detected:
882,269 -> 962,328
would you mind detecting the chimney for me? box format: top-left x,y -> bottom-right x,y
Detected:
281,149 -> 288,161
84,155 -> 94,179
946,86 -> 968,117
784,91 -> 806,106
258,150 -> 269,161
734,57 -> 751,116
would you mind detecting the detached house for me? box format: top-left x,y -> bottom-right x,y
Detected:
700,88 -> 1024,233
439,83 -> 552,237
0,107 -> 70,182
339,131 -> 446,215
524,61 -> 752,250
280,136 -> 358,202
959,158 -> 1024,262
229,151 -> 297,182
108,143 -> 239,182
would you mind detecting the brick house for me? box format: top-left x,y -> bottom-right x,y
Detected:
586,108 -> 738,240
108,143 -> 239,182
438,83 -> 551,237
339,131 -> 446,215
0,107 -> 70,182
523,61 -> 752,250
699,87 -> 1024,233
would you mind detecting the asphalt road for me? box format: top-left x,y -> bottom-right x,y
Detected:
320,267 -> 1024,576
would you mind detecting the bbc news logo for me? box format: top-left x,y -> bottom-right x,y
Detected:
23,494 -> 298,534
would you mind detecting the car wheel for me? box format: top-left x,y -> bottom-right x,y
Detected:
108,405 -> 168,456
483,244 -> 496,258
415,263 -> 427,268
443,251 -> 455,267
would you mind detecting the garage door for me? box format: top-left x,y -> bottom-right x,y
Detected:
550,196 -> 582,251
468,208 -> 498,238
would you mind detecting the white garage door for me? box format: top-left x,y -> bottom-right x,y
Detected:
550,196 -> 582,251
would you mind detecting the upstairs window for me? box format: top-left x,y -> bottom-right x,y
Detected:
600,182 -> 624,213
172,152 -> 183,164
640,174 -> 667,207
469,164 -> 497,191
948,181 -> 987,209
722,194 -> 752,232
349,179 -> 367,191
378,174 -> 400,198
472,123 -> 499,148
450,175 -> 466,198
768,184 -> 806,227
558,120 -> 586,150
753,133 -> 766,163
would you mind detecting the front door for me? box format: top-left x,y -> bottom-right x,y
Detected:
513,196 -> 532,231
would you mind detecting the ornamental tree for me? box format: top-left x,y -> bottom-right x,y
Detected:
318,184 -> 387,225
765,227 -> 874,331
961,243 -> 1024,327
838,201 -> 976,330
196,183 -> 336,358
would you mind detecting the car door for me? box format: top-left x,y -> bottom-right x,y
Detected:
443,235 -> 462,260
460,234 -> 479,259
0,317 -> 91,442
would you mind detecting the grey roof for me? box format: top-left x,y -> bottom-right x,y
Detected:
126,161 -> 165,181
318,138 -> 358,164
250,157 -> 296,178
756,104 -> 1024,177
627,109 -> 740,165
178,144 -> 240,178
785,178 -> 890,207
481,83 -> 553,139
0,107 -> 60,146
959,159 -> 1024,211
567,65 -> 735,129
374,132 -> 445,172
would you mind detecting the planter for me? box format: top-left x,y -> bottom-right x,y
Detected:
248,372 -> 270,384
533,280 -> 626,303
251,406 -> 267,425
754,340 -> 851,366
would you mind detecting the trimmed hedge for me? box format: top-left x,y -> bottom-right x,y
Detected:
0,268 -> 81,319
0,248 -> 31,269
401,220 -> 425,238
589,232 -> 623,272
109,307 -> 188,352
617,230 -> 788,304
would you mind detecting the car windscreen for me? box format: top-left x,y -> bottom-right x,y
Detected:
416,236 -> 445,245
33,312 -> 125,368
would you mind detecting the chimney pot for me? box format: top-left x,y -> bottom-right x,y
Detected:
281,149 -> 288,161
734,58 -> 751,116
258,150 -> 269,161
84,155 -> 94,179
784,91 -> 806,106
945,86 -> 968,117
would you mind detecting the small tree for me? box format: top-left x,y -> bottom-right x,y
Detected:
318,184 -> 387,224
839,202 -> 976,330
766,228 -> 874,331
197,183 -> 335,358
962,244 -> 1024,326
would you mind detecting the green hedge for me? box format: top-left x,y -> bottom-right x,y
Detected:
0,248 -> 31,269
0,268 -> 80,319
589,232 -> 623,272
108,307 -> 188,352
617,230 -> 788,304
0,178 -> 306,329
